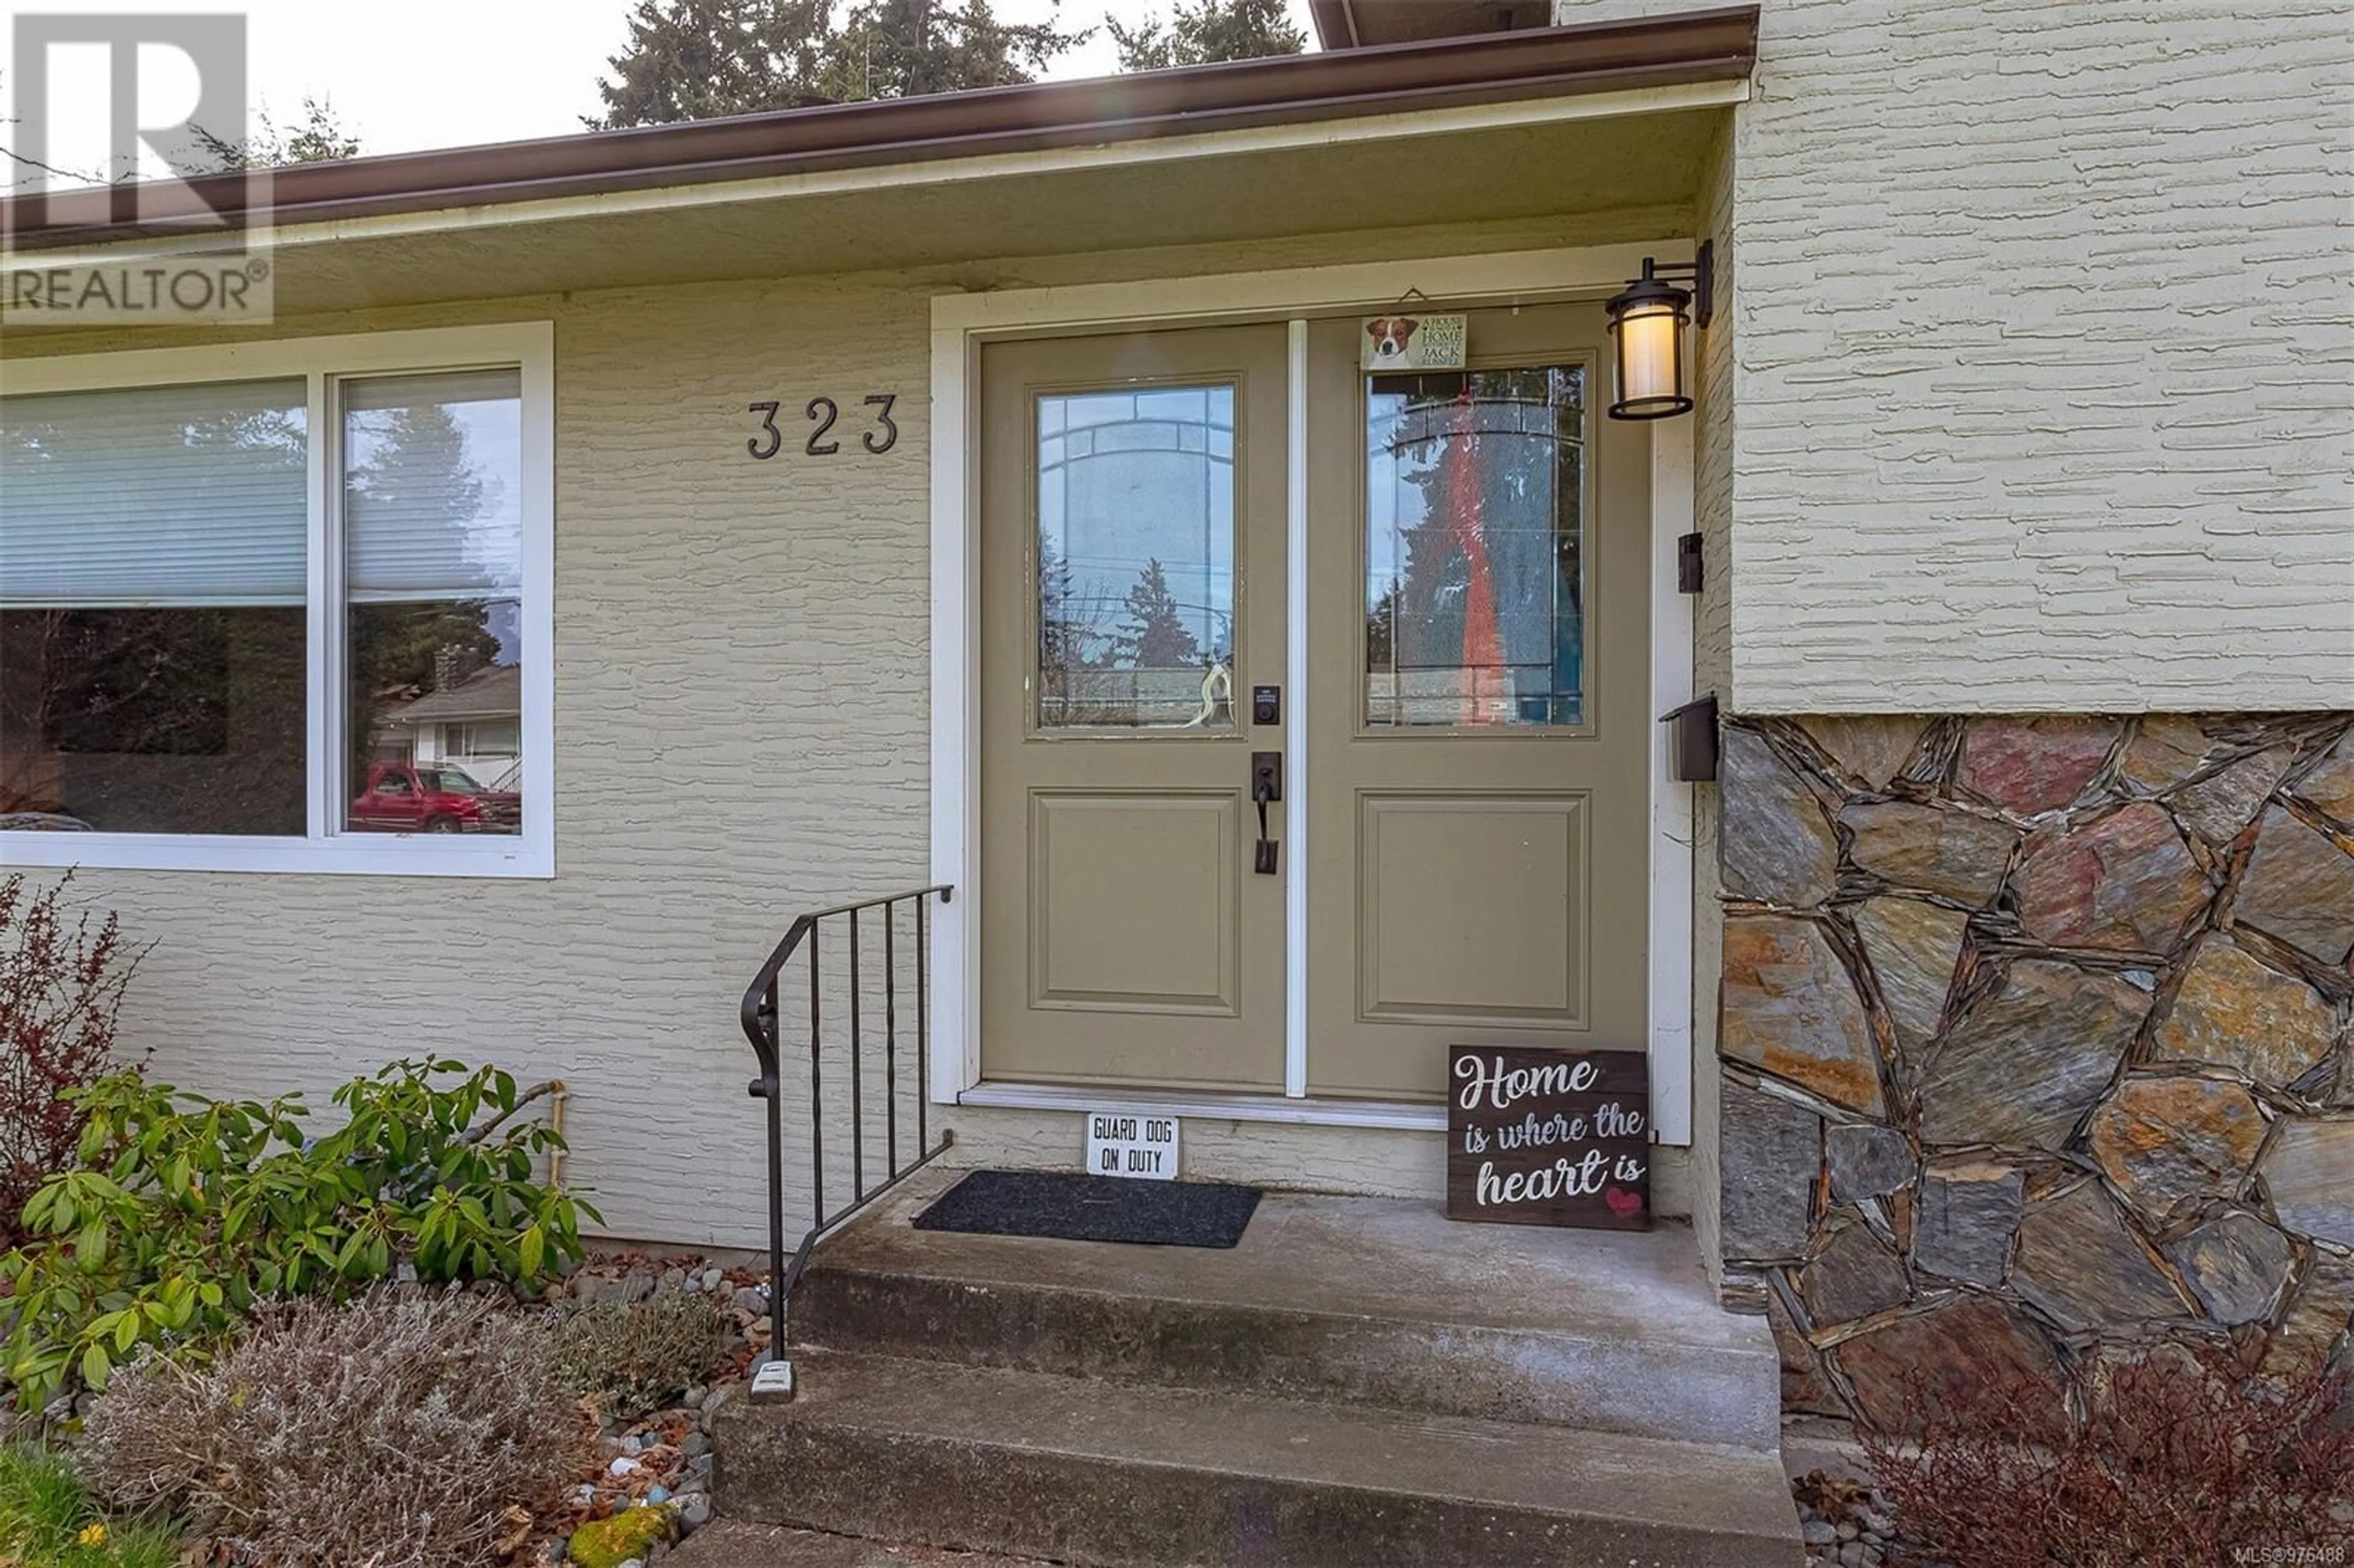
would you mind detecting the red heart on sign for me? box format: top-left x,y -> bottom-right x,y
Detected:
1604,1187 -> 1643,1219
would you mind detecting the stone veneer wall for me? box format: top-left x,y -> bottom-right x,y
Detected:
1712,712 -> 2354,1429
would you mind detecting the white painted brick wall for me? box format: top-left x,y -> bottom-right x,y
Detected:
1564,0 -> 2354,712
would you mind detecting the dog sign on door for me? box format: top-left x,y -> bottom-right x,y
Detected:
1086,1112 -> 1180,1181
1362,311 -> 1468,372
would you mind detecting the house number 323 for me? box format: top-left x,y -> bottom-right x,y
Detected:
746,395 -> 897,459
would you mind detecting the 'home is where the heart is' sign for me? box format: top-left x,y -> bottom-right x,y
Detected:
1447,1046 -> 1650,1230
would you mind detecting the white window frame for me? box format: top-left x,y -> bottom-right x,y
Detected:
0,322 -> 555,878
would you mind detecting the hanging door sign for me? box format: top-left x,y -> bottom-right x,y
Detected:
1447,1046 -> 1650,1230
1361,312 -> 1468,372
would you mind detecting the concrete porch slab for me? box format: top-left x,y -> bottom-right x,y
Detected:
820,1170 -> 1747,1344
794,1170 -> 1780,1449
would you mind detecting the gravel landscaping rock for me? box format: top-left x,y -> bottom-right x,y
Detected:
1792,1470 -> 1902,1568
517,1249 -> 772,1561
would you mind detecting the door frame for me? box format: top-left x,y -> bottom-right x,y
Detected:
928,242 -> 1700,1143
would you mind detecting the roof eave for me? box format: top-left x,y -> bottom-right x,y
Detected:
0,7 -> 1758,251
1309,0 -> 1363,52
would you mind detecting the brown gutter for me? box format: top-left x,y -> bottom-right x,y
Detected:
2,6 -> 1756,251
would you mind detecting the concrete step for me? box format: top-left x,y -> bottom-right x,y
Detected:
668,1520 -> 1055,1567
711,1349 -> 1805,1568
793,1179 -> 1780,1449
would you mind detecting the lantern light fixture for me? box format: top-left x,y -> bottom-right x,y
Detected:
1604,242 -> 1713,422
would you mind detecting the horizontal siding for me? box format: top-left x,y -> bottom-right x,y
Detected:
1561,0 -> 2354,712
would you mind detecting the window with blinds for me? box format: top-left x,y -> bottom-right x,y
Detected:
0,345 -> 538,861
0,380 -> 310,834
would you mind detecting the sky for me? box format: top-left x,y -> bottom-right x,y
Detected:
1,0 -> 1324,162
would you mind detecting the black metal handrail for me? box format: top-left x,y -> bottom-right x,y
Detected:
739,884 -> 954,1361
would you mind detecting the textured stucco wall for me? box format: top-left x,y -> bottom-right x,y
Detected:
1559,0 -> 2354,713
7,278 -> 937,1250
4,206 -> 1713,1249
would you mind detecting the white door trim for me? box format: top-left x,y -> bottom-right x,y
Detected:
1283,318 -> 1312,1100
929,242 -> 1700,1144
1648,419 -> 1698,1144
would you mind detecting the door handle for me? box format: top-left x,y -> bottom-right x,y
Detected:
1251,751 -> 1282,805
1251,751 -> 1282,875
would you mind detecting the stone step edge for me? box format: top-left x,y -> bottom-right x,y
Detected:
790,1262 -> 1785,1450
729,1347 -> 1802,1539
794,1254 -> 1785,1360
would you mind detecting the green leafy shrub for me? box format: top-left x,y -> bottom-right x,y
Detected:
0,1057 -> 598,1409
555,1290 -> 731,1420
77,1288 -> 596,1568
0,1444 -> 183,1568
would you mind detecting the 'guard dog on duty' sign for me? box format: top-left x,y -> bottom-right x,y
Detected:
1086,1112 -> 1179,1181
1446,1046 -> 1650,1230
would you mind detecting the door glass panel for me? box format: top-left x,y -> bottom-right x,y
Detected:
1364,366 -> 1586,728
1037,384 -> 1236,729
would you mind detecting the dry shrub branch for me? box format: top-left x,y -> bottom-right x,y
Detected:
0,872 -> 138,1245
555,1291 -> 731,1421
1862,1341 -> 2354,1567
77,1289 -> 596,1568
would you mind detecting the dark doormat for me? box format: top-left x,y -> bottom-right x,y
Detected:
912,1170 -> 1262,1248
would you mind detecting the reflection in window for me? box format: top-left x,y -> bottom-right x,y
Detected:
0,380 -> 309,834
1037,385 -> 1236,729
343,370 -> 526,835
1365,366 -> 1587,728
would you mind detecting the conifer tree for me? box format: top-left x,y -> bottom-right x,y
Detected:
1111,558 -> 1203,671
1105,0 -> 1305,71
590,0 -> 1087,126
194,96 -> 362,170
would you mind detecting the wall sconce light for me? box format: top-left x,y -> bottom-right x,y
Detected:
1604,242 -> 1713,421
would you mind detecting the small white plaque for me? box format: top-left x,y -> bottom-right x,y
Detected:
1361,312 -> 1468,371
1085,1111 -> 1180,1181
749,1358 -> 796,1403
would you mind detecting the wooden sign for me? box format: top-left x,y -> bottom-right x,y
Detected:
1447,1046 -> 1650,1230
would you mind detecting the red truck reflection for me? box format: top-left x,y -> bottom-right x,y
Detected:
348,763 -> 521,834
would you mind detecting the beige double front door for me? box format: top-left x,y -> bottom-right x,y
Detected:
978,305 -> 1650,1101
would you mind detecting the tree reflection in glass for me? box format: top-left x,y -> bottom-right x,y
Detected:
1365,366 -> 1586,729
1035,385 -> 1235,729
342,371 -> 525,835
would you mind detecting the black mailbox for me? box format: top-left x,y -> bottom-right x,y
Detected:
1658,695 -> 1720,783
